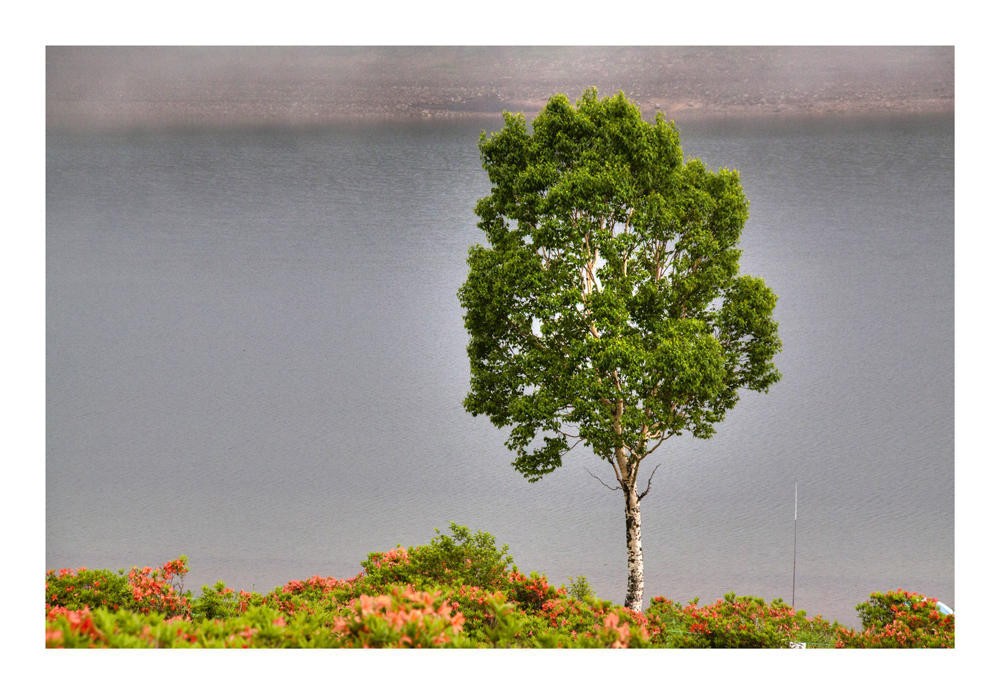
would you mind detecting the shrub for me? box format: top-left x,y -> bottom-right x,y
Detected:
566,575 -> 595,602
440,583 -> 509,642
45,531 -> 883,649
46,557 -> 192,618
650,593 -> 802,648
45,606 -> 107,648
834,590 -> 954,648
332,586 -> 469,648
191,581 -> 244,620
644,596 -> 686,645
360,523 -> 515,593
45,603 -> 350,649
507,570 -> 562,613
45,567 -> 132,614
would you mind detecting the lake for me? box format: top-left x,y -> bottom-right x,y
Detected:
46,113 -> 953,627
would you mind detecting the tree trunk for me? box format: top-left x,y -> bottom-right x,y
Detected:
623,483 -> 644,612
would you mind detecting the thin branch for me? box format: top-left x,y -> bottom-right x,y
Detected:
585,467 -> 622,492
637,463 -> 663,501
644,431 -> 674,457
606,454 -> 625,487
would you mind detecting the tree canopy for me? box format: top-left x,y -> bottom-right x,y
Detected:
461,89 -> 780,481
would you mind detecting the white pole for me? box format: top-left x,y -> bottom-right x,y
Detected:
792,482 -> 798,609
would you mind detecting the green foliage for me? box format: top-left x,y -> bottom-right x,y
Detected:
52,530 -> 933,649
507,570 -> 562,613
331,586 -> 471,648
566,575 -> 595,602
360,522 -> 516,593
45,604 -> 347,649
643,594 -> 842,648
45,567 -> 132,613
476,594 -> 528,648
46,557 -> 192,618
835,590 -> 954,648
794,613 -> 840,648
673,593 -> 802,648
459,89 -> 781,484
192,581 -> 243,621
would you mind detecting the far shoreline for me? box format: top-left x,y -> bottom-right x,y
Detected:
46,46 -> 954,136
46,99 -> 954,136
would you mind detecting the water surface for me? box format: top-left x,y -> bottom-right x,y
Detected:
47,114 -> 953,626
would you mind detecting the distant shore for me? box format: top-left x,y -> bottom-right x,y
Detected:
46,98 -> 955,134
47,46 -> 953,133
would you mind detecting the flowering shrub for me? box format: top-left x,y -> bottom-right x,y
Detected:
53,530 -> 938,649
593,611 -> 646,648
332,586 -> 469,648
834,590 -> 954,648
360,524 -> 515,594
125,558 -> 191,617
46,557 -> 191,618
643,593 -> 835,648
45,606 -> 106,648
508,570 -> 563,613
278,574 -> 360,604
458,591 -> 648,648
536,589 -> 632,639
45,567 -> 132,614
441,583 -> 508,641
644,596 -> 686,644
222,574 -> 357,625
671,593 -> 800,648
192,581 -> 247,620
45,602 -> 348,649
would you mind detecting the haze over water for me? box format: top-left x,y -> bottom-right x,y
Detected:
46,113 -> 953,626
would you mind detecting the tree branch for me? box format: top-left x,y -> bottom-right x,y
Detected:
644,430 -> 674,457
607,454 -> 625,486
585,467 -> 622,492
637,463 -> 662,501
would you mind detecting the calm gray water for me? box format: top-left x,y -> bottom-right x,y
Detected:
47,114 -> 953,627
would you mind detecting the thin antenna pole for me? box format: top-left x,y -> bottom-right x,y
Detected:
792,482 -> 798,609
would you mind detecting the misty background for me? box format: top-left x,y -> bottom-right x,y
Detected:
47,46 -> 953,130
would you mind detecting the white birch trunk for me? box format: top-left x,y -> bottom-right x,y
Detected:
623,483 -> 644,612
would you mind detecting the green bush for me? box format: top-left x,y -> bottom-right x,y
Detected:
51,528 -> 914,649
45,567 -> 132,613
644,593 -> 839,648
671,593 -> 799,648
45,604 -> 348,649
191,581 -> 243,621
507,570 -> 562,613
360,523 -> 516,593
566,575 -> 595,602
46,557 -> 192,618
331,586 -> 471,648
834,590 -> 954,648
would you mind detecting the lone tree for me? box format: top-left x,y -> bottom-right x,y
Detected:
459,89 -> 781,612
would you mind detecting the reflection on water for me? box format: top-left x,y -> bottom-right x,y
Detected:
47,114 -> 953,626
